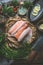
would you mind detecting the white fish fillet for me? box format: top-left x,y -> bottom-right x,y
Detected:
24,29 -> 32,42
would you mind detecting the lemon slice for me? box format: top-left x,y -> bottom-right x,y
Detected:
32,4 -> 40,16
32,11 -> 38,16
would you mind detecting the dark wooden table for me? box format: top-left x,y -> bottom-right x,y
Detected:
0,0 -> 43,65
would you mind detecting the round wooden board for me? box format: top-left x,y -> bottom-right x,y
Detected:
5,16 -> 37,48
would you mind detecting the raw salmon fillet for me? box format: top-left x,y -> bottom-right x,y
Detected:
14,23 -> 28,39
8,20 -> 26,34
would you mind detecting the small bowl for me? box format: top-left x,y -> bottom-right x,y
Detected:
37,20 -> 43,32
18,7 -> 27,16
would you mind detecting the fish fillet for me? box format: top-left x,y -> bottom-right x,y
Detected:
24,29 -> 32,42
14,23 -> 28,39
8,20 -> 26,34
18,27 -> 31,42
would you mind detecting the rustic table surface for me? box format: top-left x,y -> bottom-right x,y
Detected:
0,0 -> 43,65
